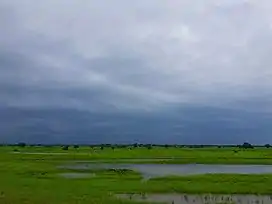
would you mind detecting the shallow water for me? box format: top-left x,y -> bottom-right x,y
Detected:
117,193 -> 272,204
60,163 -> 272,178
74,158 -> 173,163
58,172 -> 95,179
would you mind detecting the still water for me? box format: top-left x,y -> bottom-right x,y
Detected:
117,193 -> 272,204
60,163 -> 272,178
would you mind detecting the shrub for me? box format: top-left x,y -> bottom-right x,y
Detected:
146,144 -> 152,150
265,144 -> 271,148
62,146 -> 69,150
17,142 -> 26,148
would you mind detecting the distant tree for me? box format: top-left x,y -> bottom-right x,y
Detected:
73,145 -> 79,149
133,143 -> 138,148
100,146 -> 104,150
62,145 -> 69,150
164,144 -> 169,149
265,144 -> 271,148
242,142 -> 254,149
146,144 -> 152,150
111,146 -> 115,150
17,142 -> 26,148
217,145 -> 222,148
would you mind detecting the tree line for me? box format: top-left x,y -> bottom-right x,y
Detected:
5,142 -> 272,150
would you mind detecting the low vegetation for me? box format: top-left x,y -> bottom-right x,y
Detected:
1,144 -> 272,203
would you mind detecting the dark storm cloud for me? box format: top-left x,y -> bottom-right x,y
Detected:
1,0 -> 272,144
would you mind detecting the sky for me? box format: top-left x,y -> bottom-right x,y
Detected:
1,0 -> 272,144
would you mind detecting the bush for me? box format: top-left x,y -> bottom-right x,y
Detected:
146,144 -> 152,150
73,145 -> 79,149
242,142 -> 254,149
62,146 -> 69,150
265,144 -> 271,148
17,142 -> 26,148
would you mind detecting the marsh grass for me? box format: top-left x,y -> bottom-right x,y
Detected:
1,146 -> 272,203
2,146 -> 272,164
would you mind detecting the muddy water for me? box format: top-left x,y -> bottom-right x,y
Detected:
117,193 -> 272,204
60,163 -> 272,179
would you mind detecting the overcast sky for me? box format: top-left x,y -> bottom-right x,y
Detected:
1,0 -> 272,144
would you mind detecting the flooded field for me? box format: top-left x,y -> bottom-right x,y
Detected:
117,193 -> 272,204
73,158 -> 173,163
58,172 -> 95,179
4,146 -> 272,203
60,163 -> 272,179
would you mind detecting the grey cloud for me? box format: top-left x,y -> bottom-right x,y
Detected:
1,0 -> 272,111
1,107 -> 272,145
1,0 -> 272,144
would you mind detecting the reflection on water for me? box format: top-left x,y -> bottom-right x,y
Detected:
117,193 -> 272,204
60,163 -> 272,179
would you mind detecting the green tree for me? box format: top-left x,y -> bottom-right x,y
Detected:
17,142 -> 26,148
62,146 -> 69,150
242,142 -> 254,149
265,144 -> 271,148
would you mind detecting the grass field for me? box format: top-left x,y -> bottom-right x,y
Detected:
1,146 -> 272,203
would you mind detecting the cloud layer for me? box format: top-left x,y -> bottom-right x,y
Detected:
1,0 -> 272,144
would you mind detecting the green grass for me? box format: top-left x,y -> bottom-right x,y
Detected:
3,145 -> 272,164
1,146 -> 272,203
148,174 -> 272,194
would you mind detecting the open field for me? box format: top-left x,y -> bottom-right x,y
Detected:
1,146 -> 272,203
2,145 -> 272,164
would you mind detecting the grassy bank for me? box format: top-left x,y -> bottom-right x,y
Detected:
1,146 -> 272,203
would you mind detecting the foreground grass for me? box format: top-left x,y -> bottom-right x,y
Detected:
1,147 -> 272,203
148,174 -> 272,194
